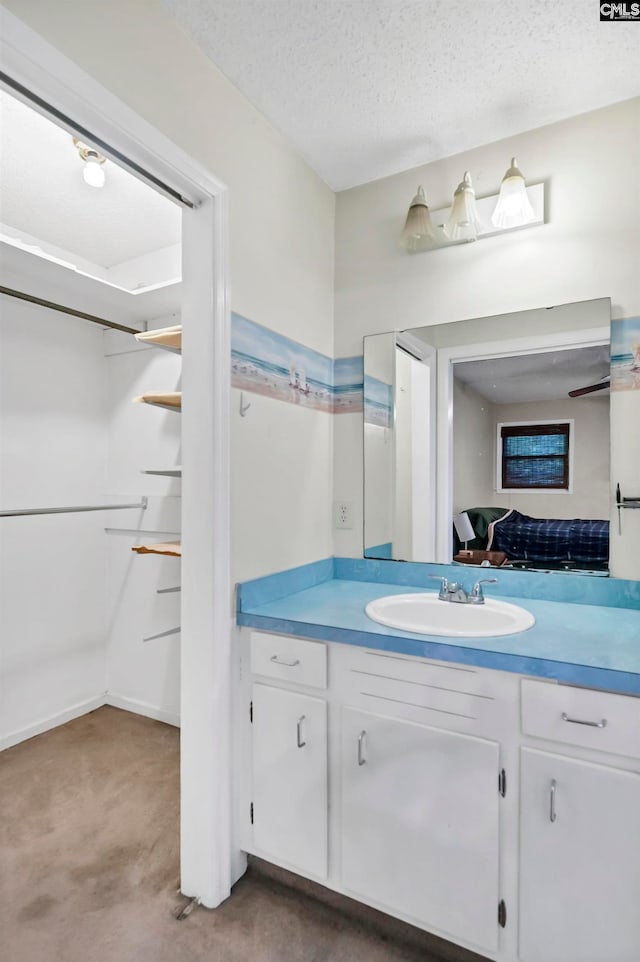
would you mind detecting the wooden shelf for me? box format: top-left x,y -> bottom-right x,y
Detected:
132,541 -> 182,557
142,467 -> 182,478
135,325 -> 182,353
134,392 -> 182,412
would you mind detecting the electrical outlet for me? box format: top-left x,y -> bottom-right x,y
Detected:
334,501 -> 353,529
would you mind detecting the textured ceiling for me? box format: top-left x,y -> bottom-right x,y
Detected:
454,346 -> 611,405
0,90 -> 181,267
161,0 -> 640,190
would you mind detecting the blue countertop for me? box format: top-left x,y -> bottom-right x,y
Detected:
237,558 -> 640,695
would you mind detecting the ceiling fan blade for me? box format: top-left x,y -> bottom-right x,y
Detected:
568,378 -> 609,398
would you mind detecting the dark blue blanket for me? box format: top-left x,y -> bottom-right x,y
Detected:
487,510 -> 609,565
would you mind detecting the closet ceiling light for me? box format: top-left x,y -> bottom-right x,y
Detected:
73,137 -> 107,189
400,157 -> 543,253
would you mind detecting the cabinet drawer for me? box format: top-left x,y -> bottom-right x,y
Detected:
250,632 -> 327,689
347,672 -> 499,727
342,646 -> 501,699
522,679 -> 640,759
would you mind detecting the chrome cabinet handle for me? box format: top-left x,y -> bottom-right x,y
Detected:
357,730 -> 367,766
561,712 -> 607,729
550,778 -> 557,823
296,715 -> 306,748
270,654 -> 300,667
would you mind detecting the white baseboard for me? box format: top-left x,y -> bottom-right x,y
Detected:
105,692 -> 181,728
1,694 -> 107,751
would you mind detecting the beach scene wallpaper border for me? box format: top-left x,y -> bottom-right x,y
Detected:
364,373 -> 393,428
231,312 -> 640,410
231,313 -> 363,413
611,317 -> 640,392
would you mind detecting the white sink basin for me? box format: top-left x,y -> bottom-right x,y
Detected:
365,593 -> 535,637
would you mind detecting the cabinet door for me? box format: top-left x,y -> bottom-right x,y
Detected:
251,683 -> 327,878
341,707 -> 500,952
520,748 -> 640,962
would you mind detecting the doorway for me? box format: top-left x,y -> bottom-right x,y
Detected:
0,11 -> 232,909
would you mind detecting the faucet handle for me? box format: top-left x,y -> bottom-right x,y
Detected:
429,575 -> 449,599
470,578 -> 498,603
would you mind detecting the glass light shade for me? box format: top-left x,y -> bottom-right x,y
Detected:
445,171 -> 482,242
491,157 -> 535,229
83,154 -> 105,188
401,186 -> 436,252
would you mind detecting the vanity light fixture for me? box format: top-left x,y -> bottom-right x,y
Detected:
445,172 -> 482,242
400,186 -> 436,251
73,137 -> 107,188
401,157 -> 543,253
491,157 -> 535,229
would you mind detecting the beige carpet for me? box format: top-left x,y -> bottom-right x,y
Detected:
0,706 -> 485,962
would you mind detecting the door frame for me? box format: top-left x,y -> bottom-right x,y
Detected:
0,8 -> 234,908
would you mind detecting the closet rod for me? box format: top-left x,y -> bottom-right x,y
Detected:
0,286 -> 140,336
1,499 -> 147,518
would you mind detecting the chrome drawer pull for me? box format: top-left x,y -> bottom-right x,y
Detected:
561,712 -> 607,729
270,655 -> 300,667
357,730 -> 367,766
297,715 -> 306,748
549,778 -> 557,823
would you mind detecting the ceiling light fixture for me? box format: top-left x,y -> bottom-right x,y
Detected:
73,137 -> 107,188
401,158 -> 543,253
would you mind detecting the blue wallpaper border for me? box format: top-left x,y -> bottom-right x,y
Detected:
231,313 -> 363,414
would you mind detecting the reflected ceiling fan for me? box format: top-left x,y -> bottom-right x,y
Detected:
568,374 -> 610,398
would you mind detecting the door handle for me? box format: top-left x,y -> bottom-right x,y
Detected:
357,730 -> 367,766
549,778 -> 557,823
296,715 -> 306,748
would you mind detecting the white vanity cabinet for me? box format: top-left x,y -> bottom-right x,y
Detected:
519,681 -> 640,962
341,706 -> 500,952
251,683 -> 328,879
519,748 -> 640,962
248,632 -> 329,879
240,629 -> 640,962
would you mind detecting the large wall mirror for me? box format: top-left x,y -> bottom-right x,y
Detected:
363,298 -> 621,577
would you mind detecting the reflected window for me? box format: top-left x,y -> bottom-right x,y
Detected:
498,421 -> 571,490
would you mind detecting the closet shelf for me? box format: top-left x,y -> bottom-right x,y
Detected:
134,392 -> 182,412
132,541 -> 182,557
142,467 -> 182,478
135,325 -> 182,353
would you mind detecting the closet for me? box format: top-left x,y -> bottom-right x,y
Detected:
0,87 -> 184,748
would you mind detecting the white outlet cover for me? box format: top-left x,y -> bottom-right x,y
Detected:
334,501 -> 353,530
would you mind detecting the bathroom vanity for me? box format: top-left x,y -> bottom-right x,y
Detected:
235,558 -> 640,962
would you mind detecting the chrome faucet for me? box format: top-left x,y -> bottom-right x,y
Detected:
430,576 -> 497,605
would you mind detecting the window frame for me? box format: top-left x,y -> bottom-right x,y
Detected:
496,419 -> 574,494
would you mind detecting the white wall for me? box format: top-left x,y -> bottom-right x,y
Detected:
453,380 -> 495,514
104,327 -> 183,725
490,397 -> 610,520
610,392 -> 640,579
334,99 -> 640,574
0,299 -> 108,747
3,0 -> 336,583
